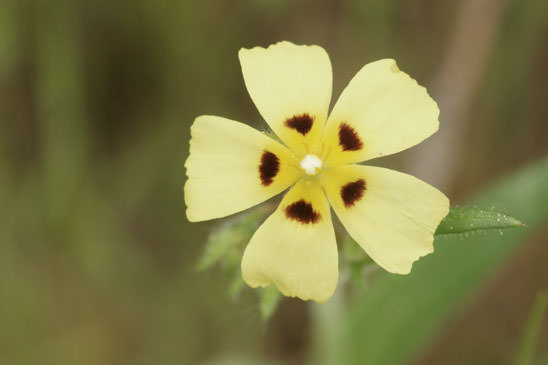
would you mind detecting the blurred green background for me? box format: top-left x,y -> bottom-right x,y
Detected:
1,0 -> 547,364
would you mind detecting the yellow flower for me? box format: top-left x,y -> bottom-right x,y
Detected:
184,41 -> 449,303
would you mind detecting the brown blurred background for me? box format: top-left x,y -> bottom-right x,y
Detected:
1,0 -> 547,364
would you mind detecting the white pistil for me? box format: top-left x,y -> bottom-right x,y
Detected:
300,154 -> 323,175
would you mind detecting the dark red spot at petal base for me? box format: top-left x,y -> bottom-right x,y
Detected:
285,114 -> 314,136
341,179 -> 366,208
338,123 -> 363,151
285,200 -> 321,224
259,151 -> 279,186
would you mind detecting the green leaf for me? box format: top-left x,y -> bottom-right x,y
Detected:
326,155 -> 548,365
259,285 -> 282,322
435,206 -> 523,235
513,290 -> 548,365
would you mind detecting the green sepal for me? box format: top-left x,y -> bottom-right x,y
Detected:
259,285 -> 282,322
196,207 -> 270,271
228,273 -> 245,299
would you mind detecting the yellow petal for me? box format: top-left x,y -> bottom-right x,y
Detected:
322,59 -> 439,164
184,115 -> 300,222
321,165 -> 449,274
239,41 -> 332,154
241,178 -> 338,302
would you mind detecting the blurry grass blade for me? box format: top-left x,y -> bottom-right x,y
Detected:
0,0 -> 16,70
513,290 -> 548,365
259,285 -> 282,322
435,206 -> 523,235
36,0 -> 89,221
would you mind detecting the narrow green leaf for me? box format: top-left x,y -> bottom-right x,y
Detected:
259,285 -> 282,322
435,206 -> 523,235
513,290 -> 548,365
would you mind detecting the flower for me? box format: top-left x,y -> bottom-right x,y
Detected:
184,41 -> 449,303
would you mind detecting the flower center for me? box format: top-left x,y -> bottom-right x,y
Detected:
299,154 -> 323,175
